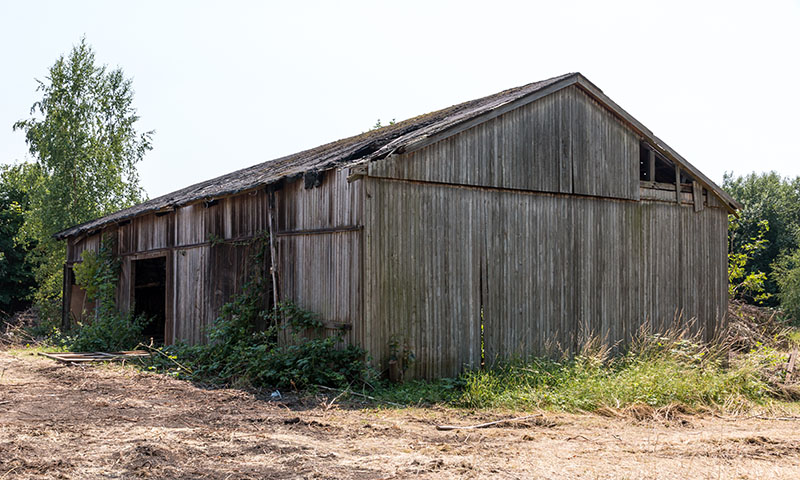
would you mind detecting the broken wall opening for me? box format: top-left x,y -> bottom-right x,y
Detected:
132,256 -> 167,344
65,266 -> 93,325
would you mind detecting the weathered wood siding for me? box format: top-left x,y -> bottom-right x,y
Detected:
65,168 -> 364,346
361,88 -> 727,378
63,83 -> 728,380
363,177 -> 728,378
274,169 -> 364,343
369,86 -> 640,201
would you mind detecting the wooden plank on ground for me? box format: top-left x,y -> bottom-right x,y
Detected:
39,351 -> 150,364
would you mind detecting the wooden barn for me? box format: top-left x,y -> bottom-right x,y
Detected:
57,73 -> 739,378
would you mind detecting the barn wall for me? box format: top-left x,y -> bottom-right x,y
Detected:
368,86 -> 640,201
363,177 -> 728,379
65,168 -> 365,346
274,169 -> 364,344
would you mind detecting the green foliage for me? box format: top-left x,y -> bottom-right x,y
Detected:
72,236 -> 119,317
148,236 -> 371,389
724,172 -> 800,304
372,378 -> 463,405
371,331 -> 792,412
728,218 -> 771,303
67,310 -> 145,352
371,118 -> 396,130
0,165 -> 36,315
458,348 -> 770,412
66,235 -> 144,351
170,299 -> 369,389
773,249 -> 800,323
12,37 -> 151,308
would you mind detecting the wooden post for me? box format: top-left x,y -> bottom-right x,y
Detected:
786,347 -> 798,384
648,149 -> 655,186
692,181 -> 704,213
266,186 -> 280,312
675,166 -> 681,204
61,263 -> 71,330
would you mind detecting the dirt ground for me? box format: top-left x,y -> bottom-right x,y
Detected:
1,350 -> 799,479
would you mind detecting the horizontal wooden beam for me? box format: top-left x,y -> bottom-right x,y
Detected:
275,226 -> 363,237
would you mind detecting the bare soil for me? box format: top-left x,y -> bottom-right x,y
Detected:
1,350 -> 799,479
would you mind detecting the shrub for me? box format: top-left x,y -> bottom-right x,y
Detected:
66,235 -> 145,352
174,298 -> 370,389
68,311 -> 145,352
152,235 -> 373,389
773,249 -> 800,324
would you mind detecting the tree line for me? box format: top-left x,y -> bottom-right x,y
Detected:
724,172 -> 800,320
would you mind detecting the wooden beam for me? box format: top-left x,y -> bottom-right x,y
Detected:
266,187 -> 280,312
275,226 -> 363,237
693,181 -> 704,212
675,166 -> 681,204
346,165 -> 367,183
62,264 -> 71,331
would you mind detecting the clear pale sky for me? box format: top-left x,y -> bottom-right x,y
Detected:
1,0 -> 798,198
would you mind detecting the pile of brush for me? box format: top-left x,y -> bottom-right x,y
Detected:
0,308 -> 39,347
725,300 -> 799,399
726,300 -> 795,351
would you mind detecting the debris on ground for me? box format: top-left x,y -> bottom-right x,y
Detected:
38,350 -> 150,364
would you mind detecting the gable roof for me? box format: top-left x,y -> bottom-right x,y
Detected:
55,73 -> 738,239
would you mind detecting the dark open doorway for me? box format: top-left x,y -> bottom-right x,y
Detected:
132,257 -> 167,344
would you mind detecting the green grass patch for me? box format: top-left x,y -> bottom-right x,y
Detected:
371,332 -> 795,413
458,352 -> 771,412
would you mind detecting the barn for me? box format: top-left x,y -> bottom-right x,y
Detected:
57,73 -> 739,379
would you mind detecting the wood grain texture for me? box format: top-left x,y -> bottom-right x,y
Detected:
364,177 -> 728,378
368,86 -> 640,201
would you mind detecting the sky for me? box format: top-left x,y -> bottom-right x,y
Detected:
1,0 -> 799,198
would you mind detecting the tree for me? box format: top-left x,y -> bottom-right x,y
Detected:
12,38 -> 152,308
0,164 -> 37,316
723,171 -> 800,304
773,248 -> 800,322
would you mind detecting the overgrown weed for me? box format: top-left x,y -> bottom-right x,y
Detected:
375,319 -> 800,414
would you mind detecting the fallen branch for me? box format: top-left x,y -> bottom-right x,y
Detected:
436,414 -> 544,431
136,343 -> 193,375
714,413 -> 800,422
0,467 -> 18,480
752,415 -> 800,421
313,384 -> 406,408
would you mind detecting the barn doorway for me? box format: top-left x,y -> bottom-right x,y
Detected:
132,256 -> 167,344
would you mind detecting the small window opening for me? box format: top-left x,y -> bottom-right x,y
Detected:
641,142 -> 679,184
653,155 -> 675,183
639,143 -> 651,181
133,257 -> 167,344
